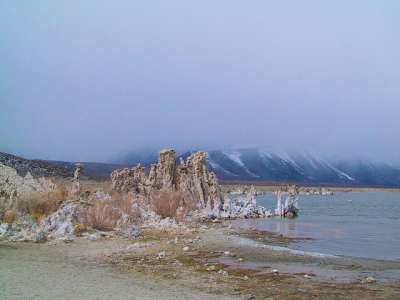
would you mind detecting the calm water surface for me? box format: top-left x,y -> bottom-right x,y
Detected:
242,192 -> 400,261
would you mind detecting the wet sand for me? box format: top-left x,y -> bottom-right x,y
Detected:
1,225 -> 400,299
0,239 -> 233,300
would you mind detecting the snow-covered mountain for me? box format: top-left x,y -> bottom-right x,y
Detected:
115,148 -> 400,187
5,148 -> 398,186
206,149 -> 400,187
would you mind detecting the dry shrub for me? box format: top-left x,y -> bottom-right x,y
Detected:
150,191 -> 197,220
80,192 -> 140,231
111,192 -> 139,217
4,210 -> 16,224
73,223 -> 85,236
17,185 -> 68,222
80,201 -> 120,231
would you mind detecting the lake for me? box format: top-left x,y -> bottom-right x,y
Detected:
238,192 -> 400,261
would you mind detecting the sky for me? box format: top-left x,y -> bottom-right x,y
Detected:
1,1 -> 399,163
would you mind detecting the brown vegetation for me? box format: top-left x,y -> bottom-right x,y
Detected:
80,201 -> 121,231
149,191 -> 197,220
3,210 -> 16,224
16,185 -> 68,222
80,192 -> 140,231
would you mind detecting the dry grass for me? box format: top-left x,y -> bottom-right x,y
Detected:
80,201 -> 121,231
16,185 -> 68,222
150,191 -> 197,220
111,192 -> 140,218
3,210 -> 16,224
80,192 -> 140,231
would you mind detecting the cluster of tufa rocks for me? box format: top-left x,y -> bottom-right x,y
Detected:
222,186 -> 271,218
111,149 -> 270,219
111,150 -> 224,215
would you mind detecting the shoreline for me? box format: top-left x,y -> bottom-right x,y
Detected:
3,224 -> 398,300
221,183 -> 400,193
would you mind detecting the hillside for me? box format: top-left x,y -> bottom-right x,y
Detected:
0,152 -> 129,180
0,152 -> 72,178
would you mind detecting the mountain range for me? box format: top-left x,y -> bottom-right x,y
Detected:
116,148 -> 400,187
1,149 -> 400,187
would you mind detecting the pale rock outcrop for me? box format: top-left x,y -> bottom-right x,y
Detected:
111,164 -> 147,193
70,163 -> 83,199
0,163 -> 55,210
275,185 -> 299,218
0,213 -> 48,242
148,149 -> 176,191
94,190 -> 112,201
40,202 -> 80,239
175,152 -> 223,215
221,186 -> 271,218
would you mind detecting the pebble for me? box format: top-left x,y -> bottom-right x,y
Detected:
157,251 -> 166,259
62,236 -> 74,243
223,251 -> 231,256
183,246 -> 190,252
243,275 -> 249,281
87,233 -> 100,241
271,269 -> 279,274
238,257 -> 244,262
363,276 -> 376,284
207,265 -> 216,271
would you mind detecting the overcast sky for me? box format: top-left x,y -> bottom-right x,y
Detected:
1,1 -> 399,163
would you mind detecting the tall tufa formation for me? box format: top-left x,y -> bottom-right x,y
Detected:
111,164 -> 147,193
70,163 -> 83,199
147,149 -> 176,191
111,149 -> 223,214
175,152 -> 223,214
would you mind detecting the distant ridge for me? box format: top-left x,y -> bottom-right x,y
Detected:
0,152 -> 129,180
119,148 -> 400,188
2,149 -> 400,187
0,152 -> 72,178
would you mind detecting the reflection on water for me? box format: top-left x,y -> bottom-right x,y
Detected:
238,192 -> 400,261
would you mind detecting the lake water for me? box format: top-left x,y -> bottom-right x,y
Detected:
241,192 -> 400,261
